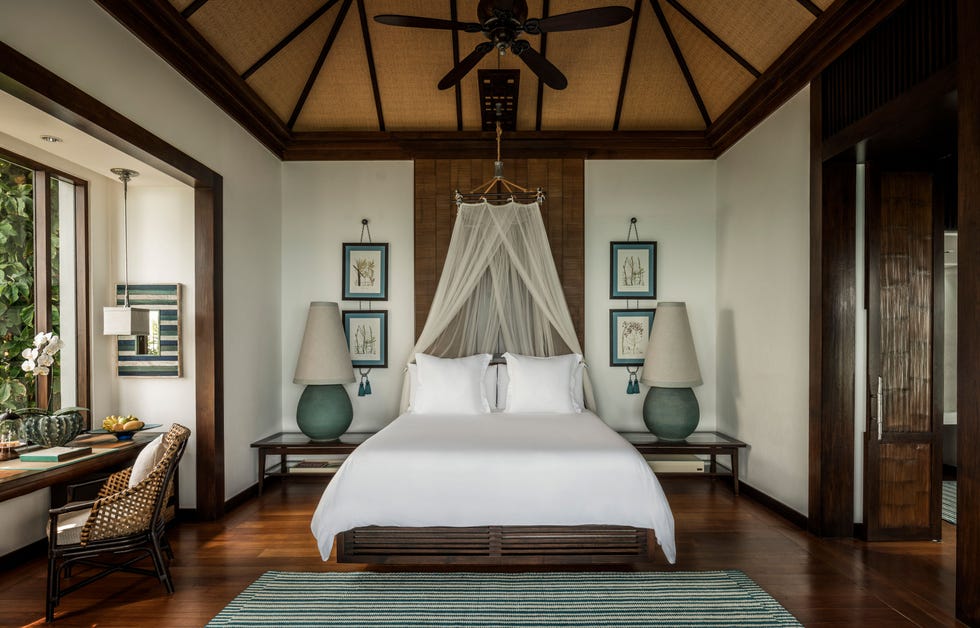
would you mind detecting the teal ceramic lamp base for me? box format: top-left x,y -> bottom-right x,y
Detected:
296,384 -> 353,442
643,386 -> 699,441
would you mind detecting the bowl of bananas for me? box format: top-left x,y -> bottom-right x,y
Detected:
99,415 -> 151,441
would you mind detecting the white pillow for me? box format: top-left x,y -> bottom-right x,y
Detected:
412,353 -> 492,414
409,362 -> 498,410
128,435 -> 166,488
503,352 -> 582,413
496,361 -> 584,411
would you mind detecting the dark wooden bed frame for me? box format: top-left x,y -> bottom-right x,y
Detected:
336,525 -> 656,565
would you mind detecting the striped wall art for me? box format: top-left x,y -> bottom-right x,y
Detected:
115,283 -> 182,377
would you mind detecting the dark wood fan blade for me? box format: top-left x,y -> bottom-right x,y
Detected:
374,14 -> 482,32
511,41 -> 567,90
438,42 -> 495,90
531,6 -> 633,33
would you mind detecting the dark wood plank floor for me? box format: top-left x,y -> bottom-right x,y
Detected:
0,478 -> 962,626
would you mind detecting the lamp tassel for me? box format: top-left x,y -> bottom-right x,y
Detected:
358,369 -> 372,397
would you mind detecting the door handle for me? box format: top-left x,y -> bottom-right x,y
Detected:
876,376 -> 883,441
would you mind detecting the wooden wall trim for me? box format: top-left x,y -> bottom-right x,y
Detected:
957,0 -> 980,622
94,0 -> 289,158
710,0 -> 904,156
809,74 -> 857,536
413,159 -> 585,349
285,131 -> 714,161
0,42 -> 225,520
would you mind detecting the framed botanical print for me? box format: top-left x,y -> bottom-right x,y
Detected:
609,308 -> 655,366
343,310 -> 388,368
115,283 -> 181,377
610,241 -> 657,299
342,243 -> 388,301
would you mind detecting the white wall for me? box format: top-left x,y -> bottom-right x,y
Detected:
111,185 -> 197,507
585,161 -> 718,431
281,162 -> 414,433
0,0 -> 284,505
716,87 -> 811,514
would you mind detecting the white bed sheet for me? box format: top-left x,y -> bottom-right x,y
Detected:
310,411 -> 676,563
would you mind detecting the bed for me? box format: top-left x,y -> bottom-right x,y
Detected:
310,399 -> 676,565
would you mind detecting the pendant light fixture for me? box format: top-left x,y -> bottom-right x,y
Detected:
103,168 -> 150,336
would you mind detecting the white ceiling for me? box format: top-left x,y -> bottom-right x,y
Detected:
0,90 -> 183,188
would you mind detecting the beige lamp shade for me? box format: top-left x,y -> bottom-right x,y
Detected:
293,302 -> 356,385
640,302 -> 702,388
103,306 -> 150,336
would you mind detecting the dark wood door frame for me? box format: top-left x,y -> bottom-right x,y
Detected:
0,42 -> 225,520
811,1 -> 980,619
956,0 -> 980,622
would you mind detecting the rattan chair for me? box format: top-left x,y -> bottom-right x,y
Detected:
45,424 -> 190,623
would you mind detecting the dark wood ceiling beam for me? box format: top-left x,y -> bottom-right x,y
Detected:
534,0 -> 550,131
613,0 -> 642,131
649,0 -> 710,128
181,0 -> 209,19
664,0 -> 760,78
94,0 -> 289,157
288,0 -> 354,131
356,0 -> 385,131
241,0 -> 342,81
450,0 -> 463,131
795,0 -> 823,18
285,129 -> 713,160
708,0 -> 905,155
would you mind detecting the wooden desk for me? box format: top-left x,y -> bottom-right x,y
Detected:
619,431 -> 748,495
0,432 -> 157,504
251,432 -> 373,495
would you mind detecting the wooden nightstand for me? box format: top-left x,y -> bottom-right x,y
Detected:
618,431 -> 748,495
250,432 -> 373,495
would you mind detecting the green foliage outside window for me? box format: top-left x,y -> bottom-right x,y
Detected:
0,158 -> 35,409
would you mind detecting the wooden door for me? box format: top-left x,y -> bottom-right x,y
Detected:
864,169 -> 943,541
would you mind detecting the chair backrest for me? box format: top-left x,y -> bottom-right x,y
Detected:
81,424 -> 191,544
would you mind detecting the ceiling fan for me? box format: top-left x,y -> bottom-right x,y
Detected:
374,0 -> 634,91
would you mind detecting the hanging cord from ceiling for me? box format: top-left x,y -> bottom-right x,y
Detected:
454,119 -> 544,206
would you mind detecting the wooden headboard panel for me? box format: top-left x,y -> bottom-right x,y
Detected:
414,158 -> 585,348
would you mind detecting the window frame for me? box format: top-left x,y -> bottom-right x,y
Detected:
0,148 -> 90,421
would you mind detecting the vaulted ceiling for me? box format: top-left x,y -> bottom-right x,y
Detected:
95,0 -> 895,159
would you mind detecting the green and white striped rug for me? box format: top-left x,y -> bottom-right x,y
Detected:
208,570 -> 801,627
943,480 -> 957,525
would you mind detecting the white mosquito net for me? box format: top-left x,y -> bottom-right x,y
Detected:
404,201 -> 596,410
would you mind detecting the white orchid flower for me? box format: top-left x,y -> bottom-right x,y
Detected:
42,337 -> 63,355
34,332 -> 47,347
36,366 -> 50,376
38,353 -> 54,367
21,347 -> 34,359
22,359 -> 36,373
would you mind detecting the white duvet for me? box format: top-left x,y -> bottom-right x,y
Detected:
310,411 -> 676,563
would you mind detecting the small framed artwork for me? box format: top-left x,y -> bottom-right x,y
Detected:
609,308 -> 655,366
610,241 -> 657,299
343,310 -> 388,368
115,283 -> 181,377
343,243 -> 388,301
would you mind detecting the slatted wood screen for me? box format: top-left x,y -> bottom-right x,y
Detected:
413,159 -> 585,347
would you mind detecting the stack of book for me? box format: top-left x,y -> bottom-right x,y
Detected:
19,446 -> 92,462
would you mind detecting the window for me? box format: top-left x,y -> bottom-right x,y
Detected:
0,151 -> 88,415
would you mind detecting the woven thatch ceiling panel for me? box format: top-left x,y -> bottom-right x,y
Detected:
680,0 -> 815,72
540,0 -> 632,131
245,5 -> 339,124
142,0 -> 850,140
187,0 -> 325,74
619,0 -> 703,130
294,4 -> 378,131
368,0 -> 457,131
458,0 -> 543,131
664,2 -> 754,121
